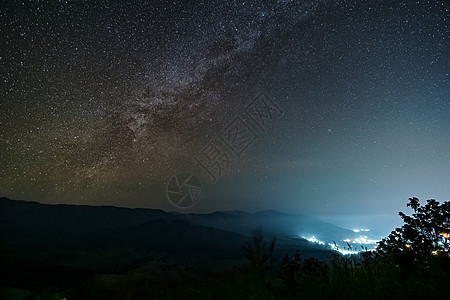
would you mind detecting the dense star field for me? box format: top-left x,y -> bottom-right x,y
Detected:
1,1 -> 449,218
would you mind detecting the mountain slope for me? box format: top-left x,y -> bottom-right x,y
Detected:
0,197 -> 343,259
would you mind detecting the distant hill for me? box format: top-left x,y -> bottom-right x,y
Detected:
180,206 -> 362,245
0,197 -> 357,261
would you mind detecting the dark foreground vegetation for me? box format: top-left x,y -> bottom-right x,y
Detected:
1,197 -> 449,299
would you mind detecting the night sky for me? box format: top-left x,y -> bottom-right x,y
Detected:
1,1 -> 449,231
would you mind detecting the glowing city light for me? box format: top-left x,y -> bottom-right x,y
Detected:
301,229 -> 380,256
302,236 -> 325,245
353,229 -> 370,233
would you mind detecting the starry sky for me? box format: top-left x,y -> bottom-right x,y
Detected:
1,1 -> 449,227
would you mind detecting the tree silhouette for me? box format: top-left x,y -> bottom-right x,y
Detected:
377,197 -> 449,257
241,228 -> 276,278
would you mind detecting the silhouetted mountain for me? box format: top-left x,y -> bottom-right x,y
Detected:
0,197 -> 358,262
2,196 -> 366,298
180,207 -> 362,245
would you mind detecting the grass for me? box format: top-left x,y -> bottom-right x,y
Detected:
1,240 -> 448,299
63,251 -> 448,300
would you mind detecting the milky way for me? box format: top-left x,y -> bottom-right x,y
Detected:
1,1 -> 449,215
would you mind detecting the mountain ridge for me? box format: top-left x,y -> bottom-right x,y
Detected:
0,196 -> 366,260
